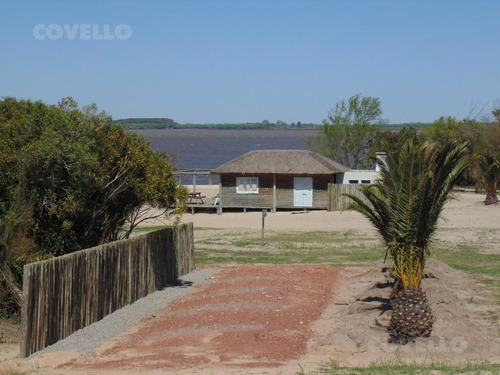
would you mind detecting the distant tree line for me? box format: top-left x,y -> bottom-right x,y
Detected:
117,117 -> 429,131
116,118 -> 321,130
118,117 -> 178,129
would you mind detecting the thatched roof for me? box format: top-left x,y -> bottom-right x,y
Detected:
211,150 -> 349,175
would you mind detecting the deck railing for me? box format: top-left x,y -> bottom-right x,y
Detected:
176,169 -> 217,189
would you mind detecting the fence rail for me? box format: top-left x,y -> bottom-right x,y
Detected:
328,184 -> 372,211
20,223 -> 194,358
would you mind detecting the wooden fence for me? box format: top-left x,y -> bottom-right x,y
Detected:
20,223 -> 194,358
328,184 -> 372,211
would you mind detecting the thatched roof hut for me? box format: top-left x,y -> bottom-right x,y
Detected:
212,150 -> 348,175
211,150 -> 348,212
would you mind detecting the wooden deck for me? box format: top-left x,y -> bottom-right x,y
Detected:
186,201 -> 219,214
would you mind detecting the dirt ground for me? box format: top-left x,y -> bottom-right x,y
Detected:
54,265 -> 344,373
0,191 -> 499,374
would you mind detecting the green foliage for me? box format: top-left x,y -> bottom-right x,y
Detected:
368,127 -> 419,160
308,94 -> 387,168
0,97 -> 186,315
454,116 -> 500,201
0,97 -> 185,276
345,140 -> 474,289
384,122 -> 432,131
480,153 -> 500,203
476,122 -> 500,204
418,116 -> 467,144
402,114 -> 500,193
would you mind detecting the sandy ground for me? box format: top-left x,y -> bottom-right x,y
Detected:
0,189 -> 498,374
159,187 -> 499,234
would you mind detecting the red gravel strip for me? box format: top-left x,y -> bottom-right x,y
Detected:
67,265 -> 342,371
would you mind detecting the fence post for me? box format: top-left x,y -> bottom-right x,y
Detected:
327,183 -> 332,211
20,264 -> 31,358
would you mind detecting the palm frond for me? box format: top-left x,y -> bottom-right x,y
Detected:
344,140 -> 473,288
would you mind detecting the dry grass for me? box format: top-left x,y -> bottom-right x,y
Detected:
0,316 -> 20,344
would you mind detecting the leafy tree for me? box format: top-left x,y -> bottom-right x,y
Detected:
0,97 -> 186,314
492,105 -> 500,123
345,140 -> 474,343
418,116 -> 466,144
430,112 -> 500,202
419,116 -> 486,187
368,127 -> 419,160
308,94 -> 386,168
479,106 -> 500,204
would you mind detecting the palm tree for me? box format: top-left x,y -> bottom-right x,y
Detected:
480,155 -> 500,205
345,140 -> 474,344
477,120 -> 500,206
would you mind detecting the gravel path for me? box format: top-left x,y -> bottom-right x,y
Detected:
31,268 -> 216,358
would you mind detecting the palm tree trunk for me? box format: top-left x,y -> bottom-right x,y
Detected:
389,286 -> 434,344
484,190 -> 498,205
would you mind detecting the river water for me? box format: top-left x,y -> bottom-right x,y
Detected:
134,129 -> 319,170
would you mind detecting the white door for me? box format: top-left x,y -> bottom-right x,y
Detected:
294,177 -> 313,207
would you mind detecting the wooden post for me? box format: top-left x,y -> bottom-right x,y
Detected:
261,209 -> 267,247
192,174 -> 197,193
20,264 -> 31,358
328,183 -> 332,211
272,174 -> 277,213
217,180 -> 222,215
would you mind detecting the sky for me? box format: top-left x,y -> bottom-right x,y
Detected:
1,0 -> 499,124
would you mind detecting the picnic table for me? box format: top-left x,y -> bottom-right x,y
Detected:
188,192 -> 206,204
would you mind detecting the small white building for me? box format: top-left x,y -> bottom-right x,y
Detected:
340,152 -> 385,184
341,169 -> 380,184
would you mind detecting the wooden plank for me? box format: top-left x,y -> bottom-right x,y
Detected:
327,183 -> 372,211
19,264 -> 31,357
272,174 -> 277,213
